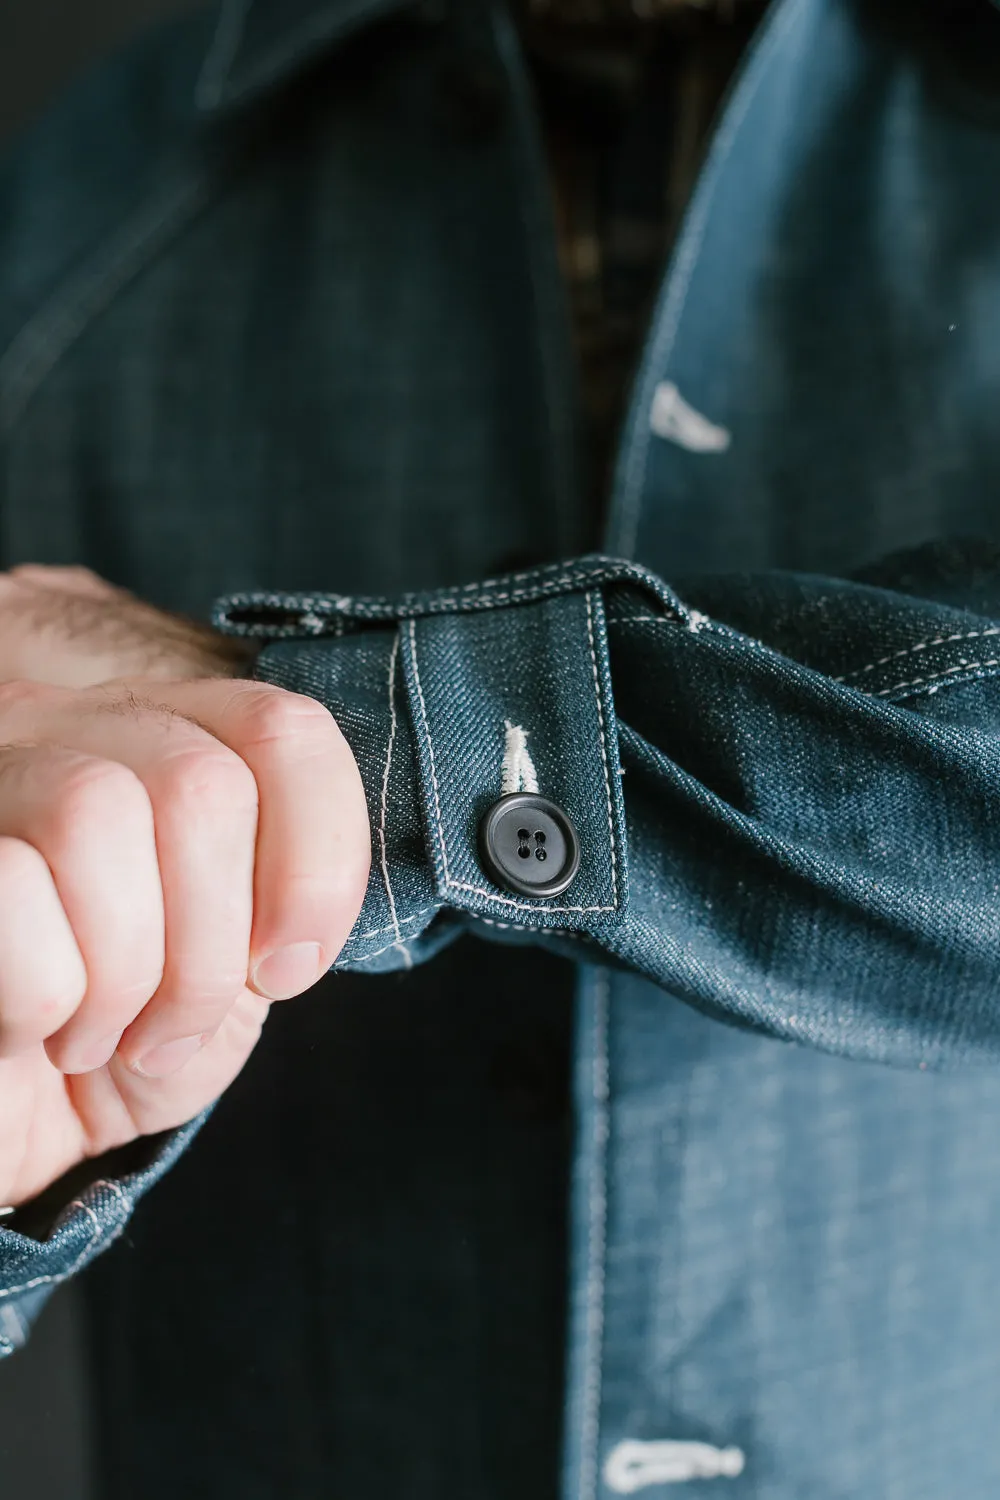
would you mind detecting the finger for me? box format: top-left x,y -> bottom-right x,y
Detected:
152,681 -> 370,999
38,693 -> 259,1079
0,835 -> 87,1059
0,744 -> 165,1074
73,986 -> 271,1141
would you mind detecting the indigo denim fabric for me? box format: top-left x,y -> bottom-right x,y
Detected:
214,541 -> 1000,1068
4,0 -> 1000,1494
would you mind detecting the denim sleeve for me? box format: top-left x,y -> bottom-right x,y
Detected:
213,544 -> 1000,1072
0,1115 -> 207,1356
7,541 -> 1000,1352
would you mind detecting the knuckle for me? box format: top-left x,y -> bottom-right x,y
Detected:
159,744 -> 258,818
50,759 -> 149,839
0,838 -> 86,1047
234,686 -> 340,754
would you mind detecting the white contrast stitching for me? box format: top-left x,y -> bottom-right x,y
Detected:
344,908 -> 439,947
472,915 -> 596,946
448,879 -> 613,914
609,617 -> 1000,701
378,635 -> 412,969
194,0 -> 250,111
876,658 -> 1000,698
608,615 -> 691,628
0,1201 -> 102,1302
216,563 -> 692,630
408,613 -> 617,914
407,620 -> 451,886
586,592 -> 619,909
347,937 -> 417,965
834,625 -> 1000,682
99,1178 -> 132,1216
607,615 -> 720,637
0,1180 -> 133,1302
579,969 -> 611,1500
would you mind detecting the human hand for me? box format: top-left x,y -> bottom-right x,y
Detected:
0,674 -> 370,1208
0,564 -> 257,687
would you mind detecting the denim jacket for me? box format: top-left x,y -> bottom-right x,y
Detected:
5,0 -> 1000,1493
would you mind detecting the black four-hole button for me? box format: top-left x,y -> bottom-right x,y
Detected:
479,793 -> 580,899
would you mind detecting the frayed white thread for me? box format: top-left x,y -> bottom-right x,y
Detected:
649,382 -> 731,453
0,1303 -> 27,1347
604,1439 -> 745,1491
378,634 -> 412,969
501,721 -> 539,796
297,611 -> 328,635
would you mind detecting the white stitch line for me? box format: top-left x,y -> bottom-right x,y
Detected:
408,616 -> 617,914
834,625 -> 1000,682
0,1180 -> 131,1302
579,969 -> 611,1500
448,879 -> 613,914
613,0 -> 806,558
216,565 -> 690,629
0,1201 -> 102,1302
472,914 -> 593,941
344,908 -> 439,947
194,0 -> 250,111
378,635 -> 412,970
608,613 -> 710,632
99,1178 -> 132,1215
609,616 -> 1000,702
586,592 -> 619,909
607,615 -> 670,625
348,936 -> 418,965
876,658 -> 1000,698
407,620 -> 450,887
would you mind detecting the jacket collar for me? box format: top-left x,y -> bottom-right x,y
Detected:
194,0 -> 414,116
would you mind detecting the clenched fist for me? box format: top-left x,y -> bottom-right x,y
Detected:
0,568 -> 371,1208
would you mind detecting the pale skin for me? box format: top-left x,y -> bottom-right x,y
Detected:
0,565 -> 371,1209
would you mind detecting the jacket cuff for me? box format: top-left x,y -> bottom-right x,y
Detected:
217,559 -> 657,968
398,587 -> 626,925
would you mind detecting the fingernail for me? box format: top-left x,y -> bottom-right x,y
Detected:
63,1031 -> 123,1075
250,942 -> 324,1001
132,1034 -> 205,1079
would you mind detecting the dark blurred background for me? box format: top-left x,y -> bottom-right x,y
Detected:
2,0 -> 198,145
0,10 -> 202,1500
